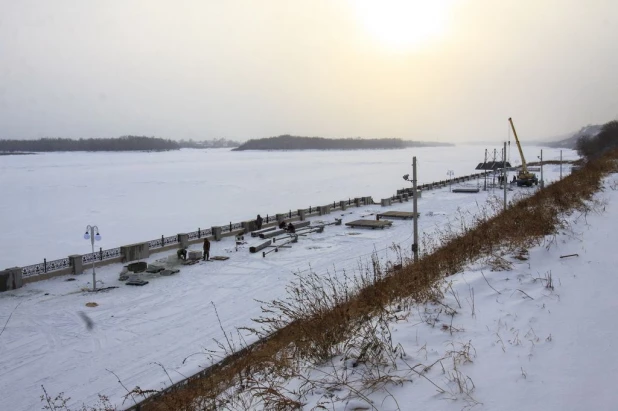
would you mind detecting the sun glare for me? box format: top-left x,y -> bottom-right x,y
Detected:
353,0 -> 453,52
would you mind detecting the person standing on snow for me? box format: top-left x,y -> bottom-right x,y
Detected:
256,214 -> 263,230
203,238 -> 211,261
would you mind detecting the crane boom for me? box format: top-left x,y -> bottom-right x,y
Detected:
508,117 -> 529,175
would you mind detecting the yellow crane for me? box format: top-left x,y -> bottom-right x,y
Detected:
508,117 -> 538,187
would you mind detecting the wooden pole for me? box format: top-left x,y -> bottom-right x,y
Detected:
540,149 -> 544,188
413,157 -> 419,263
503,142 -> 507,211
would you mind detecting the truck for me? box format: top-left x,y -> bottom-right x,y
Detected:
508,117 -> 539,187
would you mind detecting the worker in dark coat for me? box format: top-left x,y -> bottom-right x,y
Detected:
203,238 -> 211,261
279,220 -> 287,230
287,222 -> 296,233
256,214 -> 263,230
177,248 -> 187,260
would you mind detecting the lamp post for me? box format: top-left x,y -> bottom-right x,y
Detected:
83,225 -> 101,291
403,158 -> 419,263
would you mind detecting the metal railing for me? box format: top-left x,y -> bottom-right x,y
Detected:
22,257 -> 71,278
82,247 -> 122,264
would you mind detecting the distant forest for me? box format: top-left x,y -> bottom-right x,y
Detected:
233,135 -> 452,151
0,136 -> 240,152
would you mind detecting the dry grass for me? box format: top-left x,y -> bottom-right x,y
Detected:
59,152 -> 618,411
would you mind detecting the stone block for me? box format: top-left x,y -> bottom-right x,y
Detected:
318,205 -> 331,215
146,264 -> 165,273
121,242 -> 150,263
381,198 -> 392,207
339,201 -> 347,210
188,250 -> 203,260
69,254 -> 83,275
0,267 -> 23,292
128,261 -> 147,273
242,220 -> 257,234
297,209 -> 306,221
211,226 -> 223,241
178,233 -> 189,249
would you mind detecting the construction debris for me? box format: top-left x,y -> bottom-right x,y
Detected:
345,219 -> 392,229
250,240 -> 272,253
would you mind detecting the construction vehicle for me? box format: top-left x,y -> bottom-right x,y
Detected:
508,117 -> 538,187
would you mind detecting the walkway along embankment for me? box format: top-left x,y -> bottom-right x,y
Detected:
125,157 -> 613,410
1,171 -> 491,292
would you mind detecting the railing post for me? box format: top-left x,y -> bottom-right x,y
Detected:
161,235 -> 164,246
44,258 -> 47,273
198,228 -> 201,239
100,247 -> 103,261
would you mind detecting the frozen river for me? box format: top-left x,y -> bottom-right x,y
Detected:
0,145 -> 576,268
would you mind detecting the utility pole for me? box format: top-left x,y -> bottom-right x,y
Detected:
492,149 -> 497,189
540,149 -> 544,188
503,142 -> 507,211
484,149 -> 488,191
412,157 -> 419,263
560,150 -> 563,180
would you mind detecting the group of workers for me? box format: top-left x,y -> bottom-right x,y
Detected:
256,214 -> 295,233
177,237 -> 210,261
497,175 -> 518,185
176,214 -> 297,262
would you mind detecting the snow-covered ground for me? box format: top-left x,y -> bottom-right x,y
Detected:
0,147 -> 578,410
0,145 -> 572,268
292,178 -> 618,410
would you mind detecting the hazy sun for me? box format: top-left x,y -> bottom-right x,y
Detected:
353,0 -> 453,52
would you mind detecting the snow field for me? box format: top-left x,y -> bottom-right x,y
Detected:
0,146 -> 576,268
283,176 -> 618,410
0,148 -> 576,410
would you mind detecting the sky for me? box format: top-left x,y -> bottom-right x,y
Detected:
1,0 -> 617,142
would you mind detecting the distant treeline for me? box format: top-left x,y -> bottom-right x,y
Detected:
233,135 -> 452,151
0,136 -> 179,152
0,136 -> 241,152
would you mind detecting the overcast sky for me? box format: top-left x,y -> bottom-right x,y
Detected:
1,0 -> 617,142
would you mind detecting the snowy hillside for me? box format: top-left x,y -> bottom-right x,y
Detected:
262,178 -> 618,410
545,124 -> 603,149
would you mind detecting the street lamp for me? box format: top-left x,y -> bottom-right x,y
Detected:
84,225 -> 102,291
